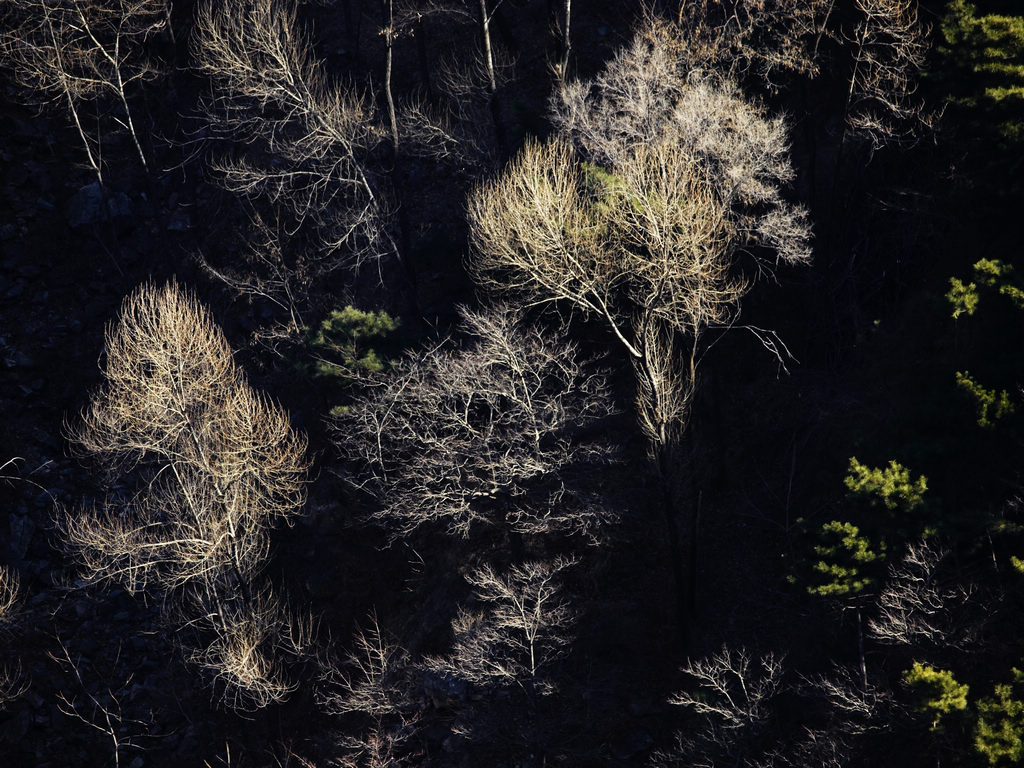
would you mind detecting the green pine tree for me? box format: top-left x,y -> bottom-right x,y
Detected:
975,668 -> 1024,766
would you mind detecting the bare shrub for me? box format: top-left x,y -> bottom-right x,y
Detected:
424,558 -> 577,762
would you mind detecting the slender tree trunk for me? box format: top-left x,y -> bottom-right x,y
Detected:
688,488 -> 701,617
560,0 -> 571,79
856,606 -> 868,689
478,0 -> 507,156
381,0 -> 398,152
479,0 -> 497,94
377,1 -> 418,314
829,24 -> 867,251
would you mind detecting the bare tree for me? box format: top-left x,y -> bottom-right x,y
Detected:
195,215 -> 311,339
483,27 -> 811,447
319,614 -> 420,768
669,0 -> 831,83
868,538 -> 977,649
656,646 -> 785,768
842,0 -> 932,152
424,557 -> 576,764
801,663 -> 897,737
429,559 -> 576,691
471,22 -> 810,624
192,0 -> 392,290
390,0 -> 515,162
60,280 -> 311,709
50,637 -> 157,768
1,0 -> 168,182
335,304 -> 619,544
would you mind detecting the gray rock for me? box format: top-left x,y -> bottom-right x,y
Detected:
65,182 -> 134,227
167,210 -> 191,231
9,514 -> 35,558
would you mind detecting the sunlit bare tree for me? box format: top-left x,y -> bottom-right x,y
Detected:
868,538 -> 976,649
319,614 -> 420,768
842,0 -> 932,151
670,0 -> 831,83
656,646 -> 785,768
0,565 -> 25,708
335,304 -> 619,543
60,280 -> 311,709
476,28 -> 811,452
192,0 -> 391,276
424,557 -> 576,764
1,0 -> 168,182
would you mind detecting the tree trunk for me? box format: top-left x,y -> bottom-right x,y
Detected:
654,440 -> 690,642
381,0 -> 398,152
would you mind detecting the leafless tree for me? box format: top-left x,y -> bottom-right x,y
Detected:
424,557 -> 576,764
670,0 -> 831,83
655,646 -> 785,768
477,30 -> 810,449
319,614 -> 420,768
550,0 -> 572,90
801,663 -> 897,737
842,0 -> 932,152
868,538 -> 977,649
335,304 -> 619,544
403,0 -> 509,98
194,215 -> 311,339
192,0 -> 392,275
186,585 -> 317,711
50,637 -> 157,768
0,0 -> 168,182
60,280 -> 311,709
761,727 -> 851,768
473,22 -> 810,625
428,559 -> 576,691
755,662 -> 908,768
0,566 -> 17,625
387,0 -> 515,162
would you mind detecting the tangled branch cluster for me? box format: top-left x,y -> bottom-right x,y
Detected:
337,305 -> 619,542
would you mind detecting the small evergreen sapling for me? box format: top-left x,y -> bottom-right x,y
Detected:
307,307 -> 400,379
805,520 -> 886,598
302,306 -> 400,417
844,458 -> 927,515
975,668 -> 1024,766
955,371 -> 1015,428
902,662 -> 968,731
